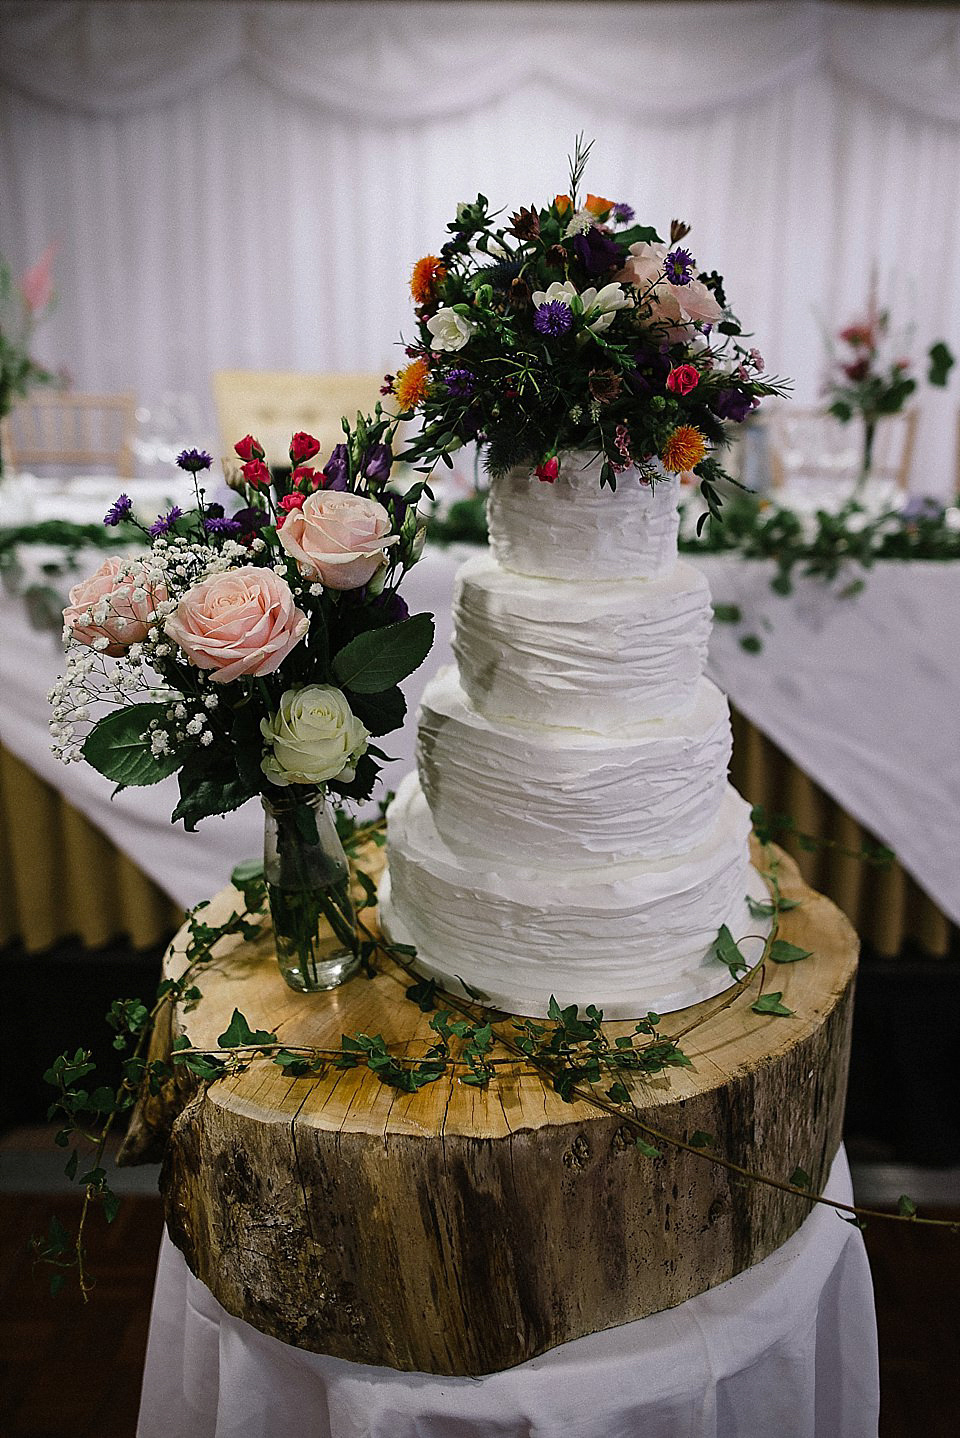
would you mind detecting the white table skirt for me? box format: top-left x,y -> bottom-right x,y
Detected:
137,1149 -> 878,1438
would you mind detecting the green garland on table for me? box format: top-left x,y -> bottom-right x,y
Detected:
32,813 -> 953,1301
0,518 -> 142,632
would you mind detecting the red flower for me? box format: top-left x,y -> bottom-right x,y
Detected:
289,431 -> 321,465
234,434 -> 264,462
241,458 -> 271,487
665,364 -> 700,396
276,492 -> 306,528
535,455 -> 559,483
291,466 -> 319,490
843,358 -> 870,383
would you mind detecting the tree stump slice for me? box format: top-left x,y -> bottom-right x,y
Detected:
160,841 -> 858,1376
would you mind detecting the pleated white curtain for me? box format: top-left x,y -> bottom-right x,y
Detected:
1,1 -> 959,493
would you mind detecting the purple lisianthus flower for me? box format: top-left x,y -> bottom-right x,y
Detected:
534,300 -> 574,337
613,203 -> 635,225
148,505 -> 183,537
203,515 -> 243,535
370,589 -> 409,624
103,493 -> 133,526
900,495 -> 944,523
362,443 -> 392,484
231,505 -> 268,534
573,226 -> 623,277
711,388 -> 757,423
176,447 -> 213,473
664,248 -> 695,286
445,368 -> 475,398
322,443 -> 349,491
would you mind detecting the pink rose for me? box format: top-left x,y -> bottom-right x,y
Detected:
278,491 -> 398,590
63,557 -> 166,656
234,434 -> 264,461
666,364 -> 700,396
535,456 -> 559,483
674,277 -> 723,326
616,241 -> 722,334
289,431 -> 321,465
164,566 -> 308,683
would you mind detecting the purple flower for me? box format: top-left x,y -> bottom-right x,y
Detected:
573,226 -> 623,277
613,203 -> 635,225
203,515 -> 243,535
362,443 -> 392,484
322,443 -> 349,491
445,368 -> 475,398
534,300 -> 573,337
231,506 -> 268,534
711,388 -> 757,423
370,589 -> 409,624
176,448 -> 213,473
900,495 -> 944,523
664,249 -> 695,286
103,493 -> 133,526
148,505 -> 183,537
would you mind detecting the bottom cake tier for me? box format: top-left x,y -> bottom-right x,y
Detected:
381,772 -> 769,1018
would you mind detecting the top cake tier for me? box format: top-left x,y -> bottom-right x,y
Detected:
487,454 -> 680,581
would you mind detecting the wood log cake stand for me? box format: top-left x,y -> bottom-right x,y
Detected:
157,841 -> 858,1377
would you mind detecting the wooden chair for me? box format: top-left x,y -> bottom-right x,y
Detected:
768,405 -> 917,492
213,370 -> 385,469
2,391 -> 137,477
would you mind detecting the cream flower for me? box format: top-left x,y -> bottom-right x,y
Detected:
532,280 -> 578,309
261,685 -> 369,787
579,282 -> 634,333
426,307 -> 477,352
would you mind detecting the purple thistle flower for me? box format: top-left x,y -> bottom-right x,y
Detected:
104,493 -> 133,526
148,505 -> 183,537
445,368 -> 475,398
203,515 -> 243,535
534,300 -> 574,337
613,203 -> 635,225
176,448 -> 213,473
664,248 -> 695,285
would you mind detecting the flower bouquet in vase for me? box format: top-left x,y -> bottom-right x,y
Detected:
50,418 -> 433,992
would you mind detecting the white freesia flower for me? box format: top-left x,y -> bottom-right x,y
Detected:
261,685 -> 369,787
579,282 -> 634,334
532,280 -> 578,308
426,307 -> 477,352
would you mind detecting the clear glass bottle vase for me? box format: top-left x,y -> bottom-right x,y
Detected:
261,789 -> 360,993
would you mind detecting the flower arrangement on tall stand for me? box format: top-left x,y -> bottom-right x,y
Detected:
390,137 -> 787,524
49,415 -> 433,992
825,285 -> 954,492
0,245 -> 56,479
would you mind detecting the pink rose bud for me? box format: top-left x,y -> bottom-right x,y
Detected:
535,456 -> 559,483
164,567 -> 308,683
234,434 -> 265,462
665,364 -> 700,396
63,558 -> 167,656
241,458 -> 271,487
289,431 -> 321,465
278,491 -> 399,590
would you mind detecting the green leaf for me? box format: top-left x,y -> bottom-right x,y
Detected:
82,704 -> 180,787
927,340 -> 954,388
751,992 -> 794,1017
897,1193 -> 918,1218
172,768 -> 257,833
712,924 -> 749,977
64,1149 -> 78,1180
346,684 -> 407,737
331,613 -> 435,693
689,1130 -> 714,1149
405,977 -> 439,1012
712,603 -> 742,624
606,1082 -> 631,1105
770,939 -> 812,964
739,634 -> 763,654
217,1009 -> 277,1049
102,1190 -> 121,1224
231,858 -> 265,889
634,1137 -> 661,1158
790,1165 -> 812,1189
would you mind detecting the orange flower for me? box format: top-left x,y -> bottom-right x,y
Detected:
393,357 -> 430,410
661,426 -> 707,473
410,255 -> 445,306
554,193 -> 572,215
585,193 -> 612,218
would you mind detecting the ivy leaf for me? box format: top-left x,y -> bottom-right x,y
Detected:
102,1190 -> 121,1224
634,1137 -> 661,1158
927,340 -> 954,388
739,633 -> 763,654
770,940 -> 812,964
689,1131 -> 714,1149
606,1081 -> 631,1105
331,613 -> 434,693
217,1009 -> 277,1049
712,924 -> 749,977
751,992 -> 794,1017
712,603 -> 741,624
405,977 -> 439,1012
790,1165 -> 812,1189
897,1194 -> 918,1218
82,704 -> 180,787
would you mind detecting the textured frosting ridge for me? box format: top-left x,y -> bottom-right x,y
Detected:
454,552 -> 712,731
381,775 -> 760,1019
419,667 -> 731,866
487,454 -> 680,580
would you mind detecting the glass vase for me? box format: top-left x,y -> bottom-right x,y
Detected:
261,790 -> 360,993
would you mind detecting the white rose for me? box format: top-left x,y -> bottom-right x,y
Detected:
261,686 -> 369,787
426,307 -> 477,352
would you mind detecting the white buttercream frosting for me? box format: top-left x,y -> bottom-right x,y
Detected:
381,774 -> 762,1019
418,667 -> 731,866
487,454 -> 680,581
454,552 -> 712,731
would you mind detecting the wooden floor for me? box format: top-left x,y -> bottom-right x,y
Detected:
0,1178 -> 957,1436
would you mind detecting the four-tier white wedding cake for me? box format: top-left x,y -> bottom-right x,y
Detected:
380,453 -> 766,1018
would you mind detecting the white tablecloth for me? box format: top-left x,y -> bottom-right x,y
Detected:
137,1149 -> 878,1438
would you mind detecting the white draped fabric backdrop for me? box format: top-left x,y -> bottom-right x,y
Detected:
1,1 -> 959,494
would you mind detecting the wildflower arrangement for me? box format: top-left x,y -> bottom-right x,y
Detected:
392,139 -> 787,524
0,244 -> 56,472
48,412 -> 433,832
